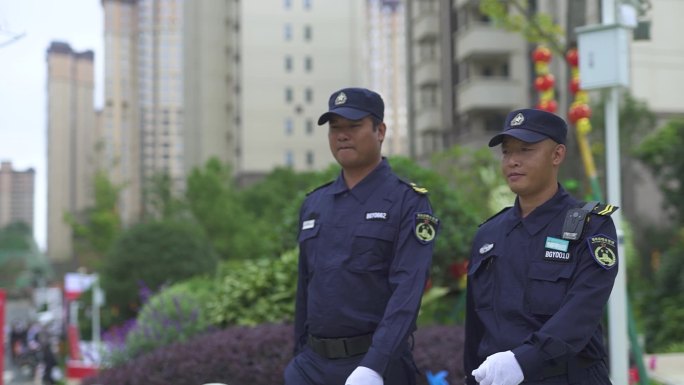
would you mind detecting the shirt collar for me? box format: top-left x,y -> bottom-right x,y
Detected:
326,158 -> 391,203
504,184 -> 573,236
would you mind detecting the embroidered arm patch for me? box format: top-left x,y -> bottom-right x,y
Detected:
415,213 -> 439,244
587,234 -> 617,269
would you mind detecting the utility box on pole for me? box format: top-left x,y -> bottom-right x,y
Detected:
576,24 -> 630,90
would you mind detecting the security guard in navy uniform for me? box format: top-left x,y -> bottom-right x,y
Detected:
284,87 -> 439,385
464,108 -> 618,385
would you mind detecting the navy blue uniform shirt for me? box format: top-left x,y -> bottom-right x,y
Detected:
464,186 -> 618,384
294,158 -> 437,375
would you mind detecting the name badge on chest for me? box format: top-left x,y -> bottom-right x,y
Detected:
543,236 -> 571,262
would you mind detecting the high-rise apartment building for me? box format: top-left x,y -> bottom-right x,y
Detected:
368,0 -> 408,156
236,0 -> 368,183
103,0 -> 186,222
0,161 -> 35,230
138,0 -> 185,197
102,0 -> 141,225
46,41 -> 97,263
183,1 -> 240,176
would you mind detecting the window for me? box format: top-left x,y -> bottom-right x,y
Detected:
285,87 -> 294,103
285,55 -> 293,72
284,23 -> 292,40
306,151 -> 314,166
304,25 -> 312,41
304,0 -> 312,10
305,119 -> 314,135
285,118 -> 293,135
305,88 -> 313,103
284,0 -> 292,9
304,56 -> 312,72
285,150 -> 294,166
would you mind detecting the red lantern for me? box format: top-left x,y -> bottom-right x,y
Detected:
536,100 -> 558,113
569,77 -> 581,94
533,46 -> 552,63
566,48 -> 579,67
569,103 -> 591,123
534,74 -> 555,91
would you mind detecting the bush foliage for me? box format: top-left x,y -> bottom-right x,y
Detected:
206,249 -> 298,326
100,221 -> 218,324
83,323 -> 465,385
104,277 -> 216,366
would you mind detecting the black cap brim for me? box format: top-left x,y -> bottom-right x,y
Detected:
317,107 -> 372,125
488,129 -> 549,147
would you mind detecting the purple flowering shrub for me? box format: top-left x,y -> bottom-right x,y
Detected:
83,323 -> 464,385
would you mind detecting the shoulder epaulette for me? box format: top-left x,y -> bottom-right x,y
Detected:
479,206 -> 512,227
591,202 -> 619,216
306,180 -> 333,195
398,178 -> 429,194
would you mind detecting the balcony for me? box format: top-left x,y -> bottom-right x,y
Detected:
413,14 -> 439,42
414,106 -> 442,132
414,60 -> 440,86
456,77 -> 524,113
455,23 -> 524,61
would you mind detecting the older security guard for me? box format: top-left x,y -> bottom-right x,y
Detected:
284,87 -> 438,385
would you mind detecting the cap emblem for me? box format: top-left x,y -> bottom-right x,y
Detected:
510,112 -> 525,126
334,92 -> 347,105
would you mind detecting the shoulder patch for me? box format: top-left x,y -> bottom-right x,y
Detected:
415,213 -> 439,244
591,203 -> 618,216
479,206 -> 512,227
398,178 -> 429,194
306,180 -> 333,195
587,234 -> 618,269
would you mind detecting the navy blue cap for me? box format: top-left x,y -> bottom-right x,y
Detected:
317,87 -> 384,125
488,108 -> 568,147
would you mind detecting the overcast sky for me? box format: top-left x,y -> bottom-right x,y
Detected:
0,0 -> 103,251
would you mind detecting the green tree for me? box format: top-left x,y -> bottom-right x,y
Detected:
634,119 -> 684,224
185,158 -> 272,259
143,172 -> 188,222
480,0 -> 565,55
237,167 -> 331,253
0,222 -> 49,292
641,229 -> 684,352
100,221 -> 218,324
65,171 -> 123,269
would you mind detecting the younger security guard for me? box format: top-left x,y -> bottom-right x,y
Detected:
464,109 -> 618,385
284,87 -> 438,385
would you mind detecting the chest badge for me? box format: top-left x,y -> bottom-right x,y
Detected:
545,237 -> 569,252
479,243 -> 494,254
588,234 -> 617,269
366,212 -> 388,221
415,213 -> 439,244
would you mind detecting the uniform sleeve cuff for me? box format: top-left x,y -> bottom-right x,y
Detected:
512,344 -> 545,379
359,347 -> 390,376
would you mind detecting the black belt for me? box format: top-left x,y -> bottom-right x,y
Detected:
538,356 -> 600,380
307,333 -> 373,359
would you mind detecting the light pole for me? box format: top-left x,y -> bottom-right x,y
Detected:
576,0 -> 630,383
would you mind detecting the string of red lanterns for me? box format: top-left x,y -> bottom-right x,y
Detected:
566,48 -> 592,135
532,46 -> 557,113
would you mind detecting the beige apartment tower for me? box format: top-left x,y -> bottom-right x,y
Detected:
237,0 -> 368,182
183,1 -> 240,175
0,161 -> 35,230
102,0 -> 141,224
46,42 -> 97,263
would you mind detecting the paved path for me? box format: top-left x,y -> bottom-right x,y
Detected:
646,353 -> 684,385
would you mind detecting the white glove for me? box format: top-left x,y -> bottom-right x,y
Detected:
345,366 -> 383,385
472,351 -> 524,385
